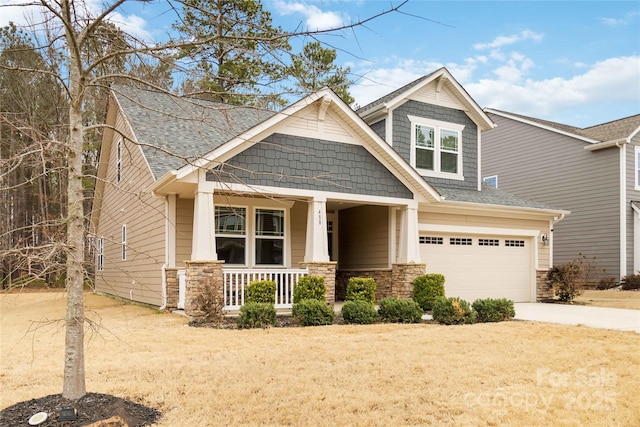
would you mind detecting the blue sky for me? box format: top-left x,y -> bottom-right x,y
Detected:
2,0 -> 639,127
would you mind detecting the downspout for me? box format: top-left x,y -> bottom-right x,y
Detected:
160,263 -> 167,310
549,213 -> 566,266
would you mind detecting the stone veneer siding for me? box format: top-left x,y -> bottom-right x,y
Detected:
299,261 -> 337,306
184,260 -> 225,317
392,100 -> 478,190
536,269 -> 554,301
391,263 -> 427,299
336,270 -> 392,301
165,267 -> 180,310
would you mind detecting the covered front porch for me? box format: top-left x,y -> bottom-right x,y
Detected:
162,176 -> 425,315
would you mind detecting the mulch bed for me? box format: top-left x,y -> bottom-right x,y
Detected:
0,393 -> 160,426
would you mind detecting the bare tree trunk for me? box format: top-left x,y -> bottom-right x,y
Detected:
62,11 -> 86,399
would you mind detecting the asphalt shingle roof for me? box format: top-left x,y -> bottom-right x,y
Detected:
356,70 -> 438,114
488,109 -> 640,142
432,182 -> 562,211
112,85 -> 275,179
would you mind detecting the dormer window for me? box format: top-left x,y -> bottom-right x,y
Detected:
409,115 -> 464,180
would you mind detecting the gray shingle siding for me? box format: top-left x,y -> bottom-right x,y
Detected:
208,133 -> 413,199
392,101 -> 478,190
370,120 -> 386,140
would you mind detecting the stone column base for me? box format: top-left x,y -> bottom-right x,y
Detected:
391,263 -> 426,299
165,267 -> 180,310
536,269 -> 554,301
185,260 -> 225,317
299,261 -> 337,305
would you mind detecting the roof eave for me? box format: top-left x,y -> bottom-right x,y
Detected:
584,138 -> 628,151
439,199 -> 571,218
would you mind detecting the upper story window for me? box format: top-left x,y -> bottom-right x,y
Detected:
635,146 -> 640,191
483,175 -> 498,188
409,115 -> 464,180
116,139 -> 122,183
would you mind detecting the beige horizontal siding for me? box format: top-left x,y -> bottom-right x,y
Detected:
339,205 -> 389,269
175,197 -> 194,266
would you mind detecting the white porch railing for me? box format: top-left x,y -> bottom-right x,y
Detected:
223,268 -> 308,310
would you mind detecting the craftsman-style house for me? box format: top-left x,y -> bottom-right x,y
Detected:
91,68 -> 567,314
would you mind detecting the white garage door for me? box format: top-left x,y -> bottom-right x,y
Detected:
419,234 -> 533,302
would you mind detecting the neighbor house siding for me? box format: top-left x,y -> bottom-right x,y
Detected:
339,205 -> 389,269
95,110 -> 165,306
625,137 -> 640,275
391,101 -> 478,190
175,197 -> 194,266
483,114 -> 620,277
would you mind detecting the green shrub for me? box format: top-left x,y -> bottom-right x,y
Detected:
292,299 -> 335,326
378,298 -> 423,323
341,300 -> 379,324
546,262 -> 584,302
245,280 -> 276,304
293,276 -> 326,303
621,274 -> 640,290
345,277 -> 376,304
237,302 -> 277,329
412,273 -> 445,311
472,298 -> 515,323
432,296 -> 476,325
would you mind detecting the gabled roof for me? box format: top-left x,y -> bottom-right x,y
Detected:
485,108 -> 640,144
356,67 -> 495,131
111,85 -> 275,179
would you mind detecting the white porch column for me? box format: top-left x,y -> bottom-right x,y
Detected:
397,203 -> 421,263
191,189 -> 217,260
304,197 -> 329,262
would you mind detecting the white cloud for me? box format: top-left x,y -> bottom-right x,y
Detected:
273,1 -> 345,31
473,30 -> 543,50
467,55 -> 640,117
600,11 -> 640,26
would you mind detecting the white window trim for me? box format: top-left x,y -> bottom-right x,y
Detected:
116,139 -> 122,183
634,146 -> 640,191
96,237 -> 103,271
121,225 -> 127,261
214,203 -> 290,268
215,205 -> 248,267
483,175 -> 498,188
408,115 -> 464,181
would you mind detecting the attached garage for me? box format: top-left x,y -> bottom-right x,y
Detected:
419,233 -> 535,302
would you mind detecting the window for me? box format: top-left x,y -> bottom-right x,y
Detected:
479,238 -> 499,247
215,206 -> 246,265
410,116 -> 464,179
255,209 -> 284,265
420,236 -> 443,245
505,239 -> 525,247
121,225 -> 127,260
635,146 -> 640,191
116,139 -> 122,183
483,175 -> 498,188
96,237 -> 103,271
450,237 -> 472,246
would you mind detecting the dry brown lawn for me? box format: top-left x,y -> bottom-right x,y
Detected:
574,290 -> 640,310
1,292 -> 639,427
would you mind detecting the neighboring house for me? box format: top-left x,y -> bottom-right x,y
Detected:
90,68 -> 568,314
482,109 -> 640,280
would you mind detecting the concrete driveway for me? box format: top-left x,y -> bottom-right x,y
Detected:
514,303 -> 640,333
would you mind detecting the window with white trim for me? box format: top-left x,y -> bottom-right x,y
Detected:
635,146 -> 640,191
215,206 -> 246,265
116,139 -> 122,183
483,175 -> 498,188
121,225 -> 127,260
409,116 -> 464,180
96,237 -> 103,271
255,209 -> 284,265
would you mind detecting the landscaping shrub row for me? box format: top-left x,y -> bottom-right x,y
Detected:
431,296 -> 515,325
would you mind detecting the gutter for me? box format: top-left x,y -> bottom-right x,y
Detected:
583,138 -> 628,151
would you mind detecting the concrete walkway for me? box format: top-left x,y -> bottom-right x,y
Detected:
514,303 -> 640,333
